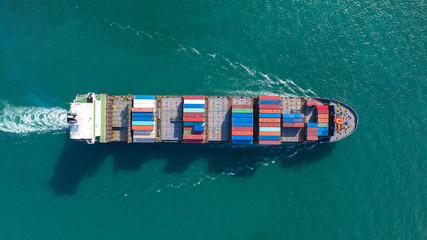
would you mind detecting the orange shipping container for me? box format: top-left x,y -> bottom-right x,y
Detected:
259,118 -> 281,123
318,118 -> 328,123
317,114 -> 329,119
132,108 -> 154,112
259,109 -> 281,114
260,122 -> 281,127
232,131 -> 253,136
259,131 -> 281,136
132,126 -> 154,130
259,105 -> 281,109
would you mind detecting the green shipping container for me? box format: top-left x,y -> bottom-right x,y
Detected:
184,130 -> 193,135
132,121 -> 154,126
318,123 -> 328,128
232,108 -> 253,113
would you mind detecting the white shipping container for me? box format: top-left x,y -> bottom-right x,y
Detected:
183,100 -> 205,104
133,103 -> 156,108
133,99 -> 156,104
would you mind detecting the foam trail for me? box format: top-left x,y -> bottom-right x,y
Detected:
0,103 -> 68,134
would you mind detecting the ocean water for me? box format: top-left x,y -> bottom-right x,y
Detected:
0,0 -> 425,239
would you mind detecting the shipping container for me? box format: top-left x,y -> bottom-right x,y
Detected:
132,121 -> 154,126
231,140 -> 253,144
259,131 -> 281,136
232,126 -> 253,131
283,118 -> 293,123
232,122 -> 253,127
293,122 -> 304,128
317,105 -> 328,110
232,108 -> 254,113
259,100 -> 281,105
259,105 -> 281,109
259,96 -> 281,100
232,104 -> 252,109
183,95 -> 205,100
293,118 -> 304,123
183,140 -> 205,144
132,112 -> 154,117
260,113 -> 281,118
260,123 -> 281,127
183,99 -> 205,104
133,103 -> 156,108
231,135 -> 253,141
133,138 -> 156,143
318,118 -> 328,123
132,107 -> 155,112
259,136 -> 281,141
232,131 -> 254,135
134,99 -> 156,104
183,113 -> 205,118
134,95 -> 156,99
183,108 -> 205,113
259,127 -> 281,132
183,134 -> 204,140
259,140 -> 281,145
282,123 -> 294,127
132,116 -> 155,121
260,109 -> 281,114
183,117 -> 205,122
259,118 -> 281,123
317,123 -> 328,128
306,131 -> 318,136
317,114 -> 329,119
194,126 -> 204,132
183,104 -> 205,108
307,123 -> 318,127
183,126 -> 193,130
232,118 -> 253,123
306,136 -> 318,141
232,113 -> 253,118
131,126 -> 154,130
133,130 -> 154,135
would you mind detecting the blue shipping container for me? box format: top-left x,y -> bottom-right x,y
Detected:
194,126 -> 204,132
232,122 -> 253,127
259,136 -> 281,141
183,104 -> 205,108
232,135 -> 253,141
294,114 -> 304,118
259,100 -> 281,105
132,112 -> 154,117
232,113 -> 253,118
231,140 -> 253,144
293,118 -> 304,123
283,114 -> 294,118
260,113 -> 281,118
307,123 -> 318,127
134,95 -> 156,99
232,118 -> 253,123
132,116 -> 154,121
283,118 -> 293,123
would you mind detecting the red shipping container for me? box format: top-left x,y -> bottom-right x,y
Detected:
260,123 -> 281,127
183,140 -> 205,144
259,140 -> 281,145
317,105 -> 328,110
183,126 -> 193,130
259,105 -> 281,109
232,131 -> 253,136
259,118 -> 281,123
259,96 -> 281,100
293,122 -> 304,128
183,113 -> 205,118
232,104 -> 252,109
132,107 -> 155,112
282,123 -> 294,127
260,109 -> 281,113
183,134 -> 204,140
132,126 -> 154,130
183,95 -> 205,100
318,118 -> 328,123
306,136 -> 318,141
307,127 -> 318,132
232,127 -> 253,131
317,109 -> 329,114
306,131 -> 318,136
306,100 -> 318,106
183,117 -> 204,122
259,131 -> 281,136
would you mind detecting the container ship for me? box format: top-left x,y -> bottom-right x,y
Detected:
67,93 -> 357,144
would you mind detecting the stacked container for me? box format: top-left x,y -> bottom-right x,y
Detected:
317,105 -> 329,136
231,103 -> 253,144
282,114 -> 304,128
132,95 -> 156,143
258,96 -> 281,145
306,122 -> 318,141
182,96 -> 205,143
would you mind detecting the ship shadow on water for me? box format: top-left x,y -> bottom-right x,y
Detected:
49,135 -> 335,195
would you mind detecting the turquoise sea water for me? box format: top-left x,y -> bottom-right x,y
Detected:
0,0 -> 425,239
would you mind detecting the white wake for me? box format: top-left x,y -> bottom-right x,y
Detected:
0,104 -> 68,134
